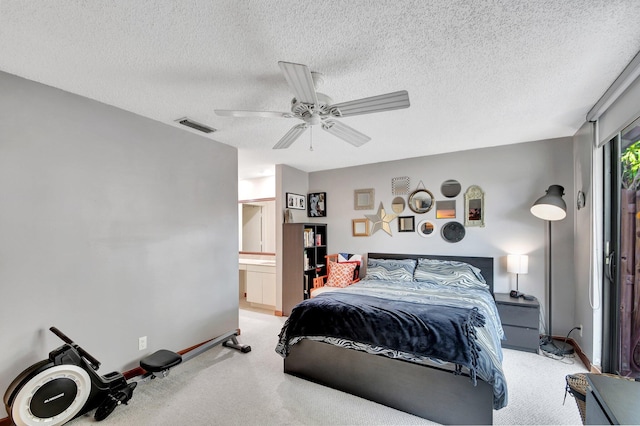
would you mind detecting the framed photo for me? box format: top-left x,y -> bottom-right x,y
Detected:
286,192 -> 306,210
307,192 -> 326,217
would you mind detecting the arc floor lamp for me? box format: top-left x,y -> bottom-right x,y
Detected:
530,184 -> 573,355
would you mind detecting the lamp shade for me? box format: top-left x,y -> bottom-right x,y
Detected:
507,254 -> 529,274
530,184 -> 567,221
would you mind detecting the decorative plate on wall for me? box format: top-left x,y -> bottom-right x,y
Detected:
441,221 -> 465,243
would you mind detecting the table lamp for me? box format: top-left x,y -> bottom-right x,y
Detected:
507,254 -> 528,298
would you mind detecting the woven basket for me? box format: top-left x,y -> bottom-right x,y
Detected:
565,372 -> 634,424
565,373 -> 587,424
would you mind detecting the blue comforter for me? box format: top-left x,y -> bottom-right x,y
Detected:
278,292 -> 485,382
276,278 -> 508,409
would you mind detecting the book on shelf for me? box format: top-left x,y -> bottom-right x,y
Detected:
303,228 -> 314,247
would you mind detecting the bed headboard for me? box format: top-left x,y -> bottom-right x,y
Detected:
366,252 -> 495,294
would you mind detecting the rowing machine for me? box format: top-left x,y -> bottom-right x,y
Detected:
3,327 -> 250,425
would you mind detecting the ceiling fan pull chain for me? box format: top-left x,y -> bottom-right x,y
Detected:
309,126 -> 314,151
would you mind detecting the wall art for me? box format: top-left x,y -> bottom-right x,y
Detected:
308,192 -> 326,217
286,192 -> 305,210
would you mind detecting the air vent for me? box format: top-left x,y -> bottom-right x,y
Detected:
176,117 -> 216,134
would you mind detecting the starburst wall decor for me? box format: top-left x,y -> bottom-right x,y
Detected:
365,202 -> 397,236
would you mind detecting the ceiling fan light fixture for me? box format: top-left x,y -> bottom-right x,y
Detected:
306,113 -> 321,126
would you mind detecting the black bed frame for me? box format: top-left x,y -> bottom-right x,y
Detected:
284,253 -> 495,425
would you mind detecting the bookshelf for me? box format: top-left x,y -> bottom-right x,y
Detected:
282,223 -> 327,316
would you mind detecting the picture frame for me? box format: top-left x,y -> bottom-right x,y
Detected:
307,192 -> 326,217
286,192 -> 306,210
354,188 -> 375,210
352,218 -> 370,236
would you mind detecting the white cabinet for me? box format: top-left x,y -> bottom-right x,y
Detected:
245,264 -> 276,307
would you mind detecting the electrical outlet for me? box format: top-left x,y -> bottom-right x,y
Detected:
138,336 -> 147,351
579,324 -> 583,338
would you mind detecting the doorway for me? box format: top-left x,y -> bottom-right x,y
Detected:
603,115 -> 640,377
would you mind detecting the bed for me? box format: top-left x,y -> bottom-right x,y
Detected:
275,252 -> 506,425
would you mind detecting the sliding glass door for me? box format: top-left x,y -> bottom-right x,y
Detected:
603,115 -> 640,377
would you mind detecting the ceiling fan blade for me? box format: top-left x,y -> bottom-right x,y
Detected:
214,109 -> 294,119
278,61 -> 319,106
273,123 -> 309,149
331,90 -> 410,117
321,119 -> 371,147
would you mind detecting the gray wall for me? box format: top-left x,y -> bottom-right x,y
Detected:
0,71 -> 239,418
275,164 -> 309,313
573,121 -> 599,365
307,138 -> 577,336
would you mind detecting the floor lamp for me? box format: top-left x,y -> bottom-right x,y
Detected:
530,184 -> 573,355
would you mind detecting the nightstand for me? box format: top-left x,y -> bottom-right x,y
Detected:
494,293 -> 540,353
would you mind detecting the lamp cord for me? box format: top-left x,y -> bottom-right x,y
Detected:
542,326 -> 581,363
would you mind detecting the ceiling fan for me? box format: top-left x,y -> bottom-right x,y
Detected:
214,61 -> 410,149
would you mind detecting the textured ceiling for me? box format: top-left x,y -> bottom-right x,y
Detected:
2,1 -> 640,179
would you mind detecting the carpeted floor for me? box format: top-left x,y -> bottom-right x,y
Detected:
69,306 -> 587,425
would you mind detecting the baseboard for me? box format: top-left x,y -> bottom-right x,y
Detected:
555,335 -> 591,371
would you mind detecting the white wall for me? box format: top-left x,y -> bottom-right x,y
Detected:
239,176 -> 275,200
308,138 -> 576,335
238,176 -> 276,256
0,71 -> 239,418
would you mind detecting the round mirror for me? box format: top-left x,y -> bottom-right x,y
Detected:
441,179 -> 461,198
408,189 -> 434,214
391,196 -> 405,213
417,220 -> 436,237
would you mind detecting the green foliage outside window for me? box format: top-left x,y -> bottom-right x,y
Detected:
621,140 -> 640,189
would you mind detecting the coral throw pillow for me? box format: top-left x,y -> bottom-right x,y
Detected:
326,261 -> 357,288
